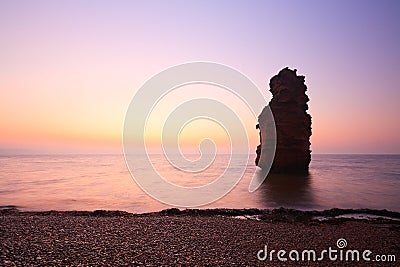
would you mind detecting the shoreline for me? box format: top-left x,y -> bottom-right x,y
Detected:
1,207 -> 399,266
1,207 -> 400,221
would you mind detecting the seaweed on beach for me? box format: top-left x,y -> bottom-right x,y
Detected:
2,207 -> 400,224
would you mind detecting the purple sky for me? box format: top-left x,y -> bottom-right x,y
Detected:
1,0 -> 399,154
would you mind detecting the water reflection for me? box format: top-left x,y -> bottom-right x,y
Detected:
259,172 -> 315,210
1,154 -> 399,212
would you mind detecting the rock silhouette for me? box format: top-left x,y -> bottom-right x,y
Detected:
256,67 -> 312,173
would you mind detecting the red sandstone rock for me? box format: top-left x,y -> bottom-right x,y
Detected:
256,67 -> 312,173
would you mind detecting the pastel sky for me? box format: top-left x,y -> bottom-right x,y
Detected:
1,0 -> 399,154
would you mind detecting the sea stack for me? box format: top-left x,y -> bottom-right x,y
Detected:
256,67 -> 312,173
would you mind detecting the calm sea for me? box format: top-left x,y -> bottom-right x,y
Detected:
0,154 -> 399,213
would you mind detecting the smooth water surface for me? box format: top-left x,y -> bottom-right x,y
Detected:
0,154 -> 399,213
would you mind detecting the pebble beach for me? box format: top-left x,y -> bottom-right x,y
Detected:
1,208 -> 399,266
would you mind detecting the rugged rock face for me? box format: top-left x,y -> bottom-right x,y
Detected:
256,67 -> 312,173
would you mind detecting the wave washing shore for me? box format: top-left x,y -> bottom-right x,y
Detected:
1,207 -> 399,266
